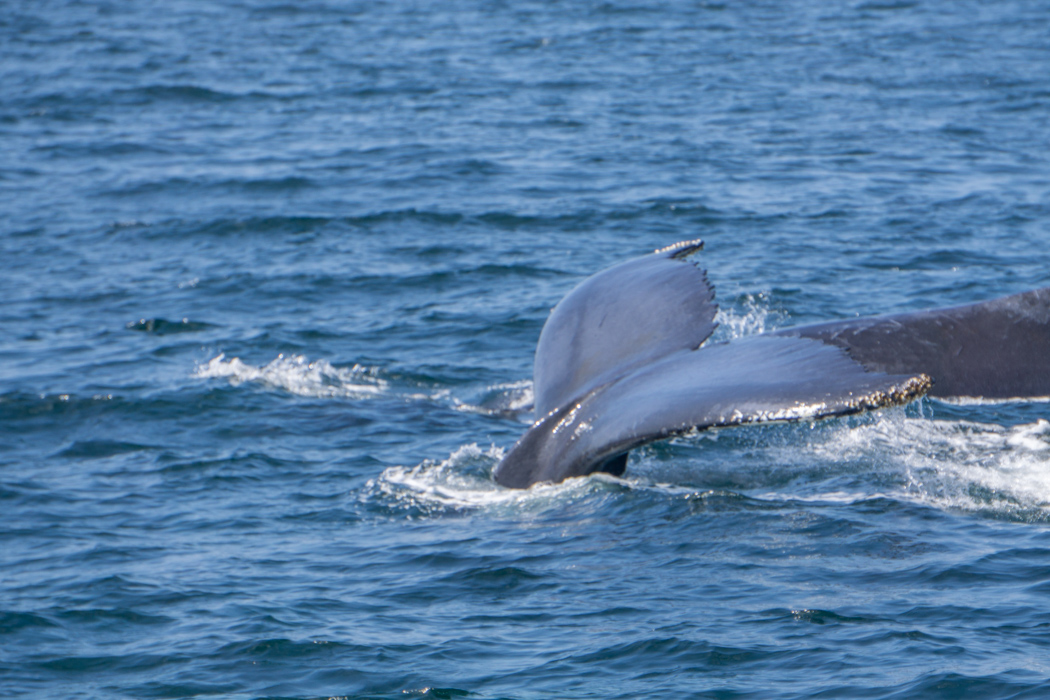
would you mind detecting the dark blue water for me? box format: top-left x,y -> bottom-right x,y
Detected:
4,1 -> 1050,698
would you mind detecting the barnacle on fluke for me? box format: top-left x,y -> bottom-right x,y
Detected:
494,242 -> 1050,489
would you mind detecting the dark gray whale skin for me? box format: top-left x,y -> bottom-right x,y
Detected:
776,288 -> 1050,399
494,241 -> 1050,489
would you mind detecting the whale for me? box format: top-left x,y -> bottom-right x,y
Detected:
493,240 -> 1050,489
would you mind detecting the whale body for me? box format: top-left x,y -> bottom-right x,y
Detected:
494,241 -> 1050,489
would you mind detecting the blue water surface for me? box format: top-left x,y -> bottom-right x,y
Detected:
3,1 -> 1050,698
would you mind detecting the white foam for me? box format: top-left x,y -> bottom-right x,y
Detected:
754,490 -> 896,505
499,381 -> 535,412
452,380 -> 534,416
195,353 -> 386,398
712,293 -> 786,341
935,395 -> 1050,406
627,414 -> 1050,517
363,414 -> 1050,519
366,444 -> 510,510
364,443 -> 625,513
804,415 -> 1050,515
206,328 -> 1028,521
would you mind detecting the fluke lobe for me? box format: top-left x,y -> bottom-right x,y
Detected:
494,240 -> 1050,489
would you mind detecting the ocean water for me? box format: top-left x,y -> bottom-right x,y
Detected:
3,1 -> 1050,698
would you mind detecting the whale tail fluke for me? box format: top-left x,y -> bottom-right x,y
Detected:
532,240 -> 717,417
495,242 -> 1050,489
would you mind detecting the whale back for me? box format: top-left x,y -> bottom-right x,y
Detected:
532,240 -> 717,417
779,287 -> 1050,399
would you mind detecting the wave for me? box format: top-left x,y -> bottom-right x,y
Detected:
935,395 -> 1050,406
720,413 -> 1050,519
362,411 -> 1050,522
362,443 -> 632,516
194,352 -> 538,423
836,415 -> 1050,517
195,353 -> 386,399
452,380 -> 534,417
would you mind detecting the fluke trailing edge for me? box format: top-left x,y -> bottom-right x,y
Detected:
493,241 -> 1050,489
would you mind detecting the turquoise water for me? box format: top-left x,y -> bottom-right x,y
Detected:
3,1 -> 1050,697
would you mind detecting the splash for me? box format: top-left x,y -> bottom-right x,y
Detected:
365,444 -> 510,512
453,380 -> 534,417
364,414 -> 1050,521
712,292 -> 786,341
363,443 -> 623,514
195,353 -> 386,398
803,415 -> 1050,517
